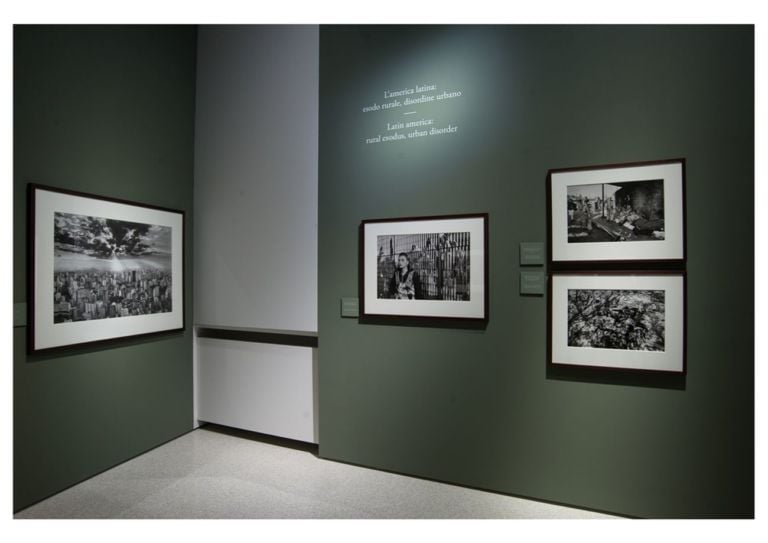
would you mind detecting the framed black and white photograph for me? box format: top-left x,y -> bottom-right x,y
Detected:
29,184 -> 185,353
549,272 -> 686,373
548,159 -> 686,267
360,213 -> 488,320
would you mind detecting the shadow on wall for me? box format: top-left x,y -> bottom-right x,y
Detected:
546,364 -> 686,391
23,330 -> 186,365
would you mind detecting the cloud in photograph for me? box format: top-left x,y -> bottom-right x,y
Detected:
54,212 -> 171,259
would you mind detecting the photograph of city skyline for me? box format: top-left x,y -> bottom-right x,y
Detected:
53,211 -> 173,323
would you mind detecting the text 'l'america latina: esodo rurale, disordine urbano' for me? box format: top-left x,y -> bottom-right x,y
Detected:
361,83 -> 463,145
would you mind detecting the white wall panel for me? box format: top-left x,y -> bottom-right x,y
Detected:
197,338 -> 317,443
193,26 -> 319,440
194,25 -> 318,332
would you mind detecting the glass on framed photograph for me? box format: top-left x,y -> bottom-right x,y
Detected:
548,158 -> 685,267
360,213 -> 488,321
549,272 -> 686,373
29,184 -> 185,353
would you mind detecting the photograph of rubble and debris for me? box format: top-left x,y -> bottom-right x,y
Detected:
566,179 -> 665,243
567,288 -> 665,352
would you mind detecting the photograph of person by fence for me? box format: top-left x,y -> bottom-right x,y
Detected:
376,232 -> 471,301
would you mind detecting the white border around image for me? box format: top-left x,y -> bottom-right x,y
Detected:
32,187 -> 184,351
362,215 -> 486,319
551,273 -> 685,372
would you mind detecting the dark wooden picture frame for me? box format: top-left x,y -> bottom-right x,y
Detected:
359,213 -> 489,322
28,183 -> 186,354
547,158 -> 687,270
547,270 -> 687,374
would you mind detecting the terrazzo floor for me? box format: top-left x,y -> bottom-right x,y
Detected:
15,425 -> 619,519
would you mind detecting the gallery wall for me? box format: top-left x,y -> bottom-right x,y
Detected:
192,26 -> 319,441
194,25 -> 319,333
13,25 -> 197,511
317,25 -> 754,518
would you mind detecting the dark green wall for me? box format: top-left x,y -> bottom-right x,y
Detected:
318,26 -> 753,518
13,26 -> 197,511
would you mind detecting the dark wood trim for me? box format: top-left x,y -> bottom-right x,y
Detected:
546,270 -> 687,376
28,182 -> 187,215
483,212 -> 490,321
358,219 -> 366,321
546,156 -> 686,176
546,263 -> 553,369
682,269 -> 688,375
360,211 -> 490,225
181,205 -> 187,335
681,157 -> 688,264
359,212 -> 489,323
546,170 -> 553,267
196,327 -> 319,348
27,183 -> 36,353
546,157 -> 687,270
27,183 -> 186,355
549,259 -> 685,272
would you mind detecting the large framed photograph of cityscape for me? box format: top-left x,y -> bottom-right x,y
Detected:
29,184 -> 184,353
549,272 -> 686,373
548,159 -> 686,267
360,213 -> 488,321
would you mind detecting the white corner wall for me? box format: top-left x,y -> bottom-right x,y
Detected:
196,338 -> 317,443
193,26 -> 319,442
194,25 -> 318,332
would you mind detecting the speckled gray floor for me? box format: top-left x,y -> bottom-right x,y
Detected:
15,425 -> 618,519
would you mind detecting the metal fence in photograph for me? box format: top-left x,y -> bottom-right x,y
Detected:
376,232 -> 471,301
